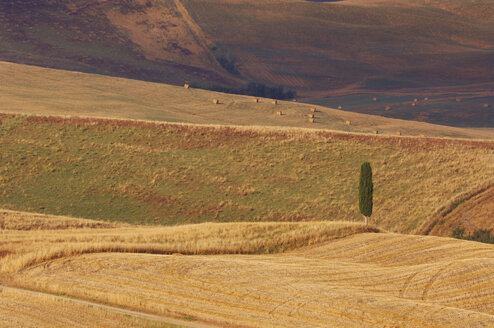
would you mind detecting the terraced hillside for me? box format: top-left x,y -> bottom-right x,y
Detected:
3,210 -> 494,327
2,0 -> 494,125
0,114 -> 493,233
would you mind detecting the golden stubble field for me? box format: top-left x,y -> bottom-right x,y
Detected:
3,210 -> 494,327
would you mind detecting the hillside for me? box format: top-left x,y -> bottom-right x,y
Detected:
418,180 -> 494,237
3,210 -> 494,327
1,61 -> 493,139
1,0 -> 494,126
0,114 -> 493,234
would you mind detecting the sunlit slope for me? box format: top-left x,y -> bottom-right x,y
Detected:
13,233 -> 494,327
1,61 -> 493,139
0,114 -> 493,233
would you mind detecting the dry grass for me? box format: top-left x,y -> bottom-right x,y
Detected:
1,61 -> 492,139
0,210 -> 378,274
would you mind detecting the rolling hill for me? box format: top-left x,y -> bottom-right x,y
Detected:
418,180 -> 494,237
1,61 -> 493,139
1,0 -> 494,126
3,210 -> 494,327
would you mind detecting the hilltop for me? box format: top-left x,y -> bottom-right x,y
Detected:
1,61 -> 493,139
1,0 -> 494,126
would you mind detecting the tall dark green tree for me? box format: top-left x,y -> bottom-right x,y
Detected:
359,162 -> 373,225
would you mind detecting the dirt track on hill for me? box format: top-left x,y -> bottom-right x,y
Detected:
0,285 -> 217,328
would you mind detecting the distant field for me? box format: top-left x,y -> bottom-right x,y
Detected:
2,1 -> 494,126
3,210 -> 494,327
0,113 -> 493,233
309,92 -> 494,128
2,61 -> 493,139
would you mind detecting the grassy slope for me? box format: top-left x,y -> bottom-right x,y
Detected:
0,114 -> 493,234
4,211 -> 494,327
1,61 -> 493,139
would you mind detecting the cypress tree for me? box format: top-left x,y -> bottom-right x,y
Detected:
359,162 -> 373,225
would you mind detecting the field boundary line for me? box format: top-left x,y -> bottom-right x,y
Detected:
3,110 -> 493,143
0,285 -> 218,328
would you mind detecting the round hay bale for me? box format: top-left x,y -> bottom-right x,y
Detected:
372,97 -> 377,101
456,98 -> 462,102
345,120 -> 351,125
412,102 -> 416,107
385,105 -> 391,111
396,131 -> 402,136
212,99 -> 219,105
419,133 -> 426,137
338,105 -> 342,110
184,84 -> 190,89
373,130 -> 379,135
276,110 -> 282,116
309,118 -> 315,123
272,100 -> 278,105
311,107 -> 316,113
254,98 -> 259,103
308,113 -> 315,118
414,98 -> 418,102
424,97 -> 429,101
484,103 -> 489,108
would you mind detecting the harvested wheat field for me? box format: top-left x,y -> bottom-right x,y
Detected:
12,234 -> 494,327
2,211 -> 494,327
